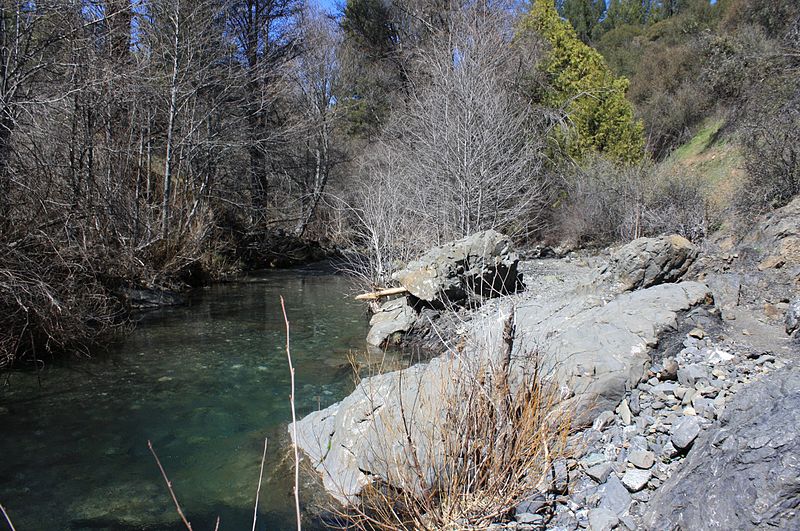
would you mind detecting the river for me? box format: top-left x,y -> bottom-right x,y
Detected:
0,266 -> 369,530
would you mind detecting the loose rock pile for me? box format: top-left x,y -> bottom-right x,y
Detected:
505,328 -> 786,531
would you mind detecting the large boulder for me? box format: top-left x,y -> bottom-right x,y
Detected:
366,297 -> 417,347
644,367 -> 800,530
392,230 -> 520,303
605,235 -> 698,291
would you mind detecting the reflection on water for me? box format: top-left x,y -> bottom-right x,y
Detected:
0,268 -> 369,530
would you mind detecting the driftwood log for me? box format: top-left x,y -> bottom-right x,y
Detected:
354,286 -> 409,301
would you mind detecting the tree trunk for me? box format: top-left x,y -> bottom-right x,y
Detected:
162,0 -> 181,240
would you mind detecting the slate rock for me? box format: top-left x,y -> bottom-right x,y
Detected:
597,475 -> 631,516
628,450 -> 655,470
586,462 -> 614,484
677,364 -> 708,387
645,367 -> 800,530
621,469 -> 652,492
670,416 -> 701,451
588,508 -> 619,531
516,492 -> 547,516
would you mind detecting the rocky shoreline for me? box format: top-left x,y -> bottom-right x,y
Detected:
292,198 -> 800,530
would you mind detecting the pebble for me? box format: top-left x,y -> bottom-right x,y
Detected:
671,416 -> 701,450
628,450 -> 655,470
661,358 -> 679,381
621,469 -> 652,492
617,399 -> 632,425
535,331 -> 784,531
688,328 -> 705,339
755,354 -> 776,365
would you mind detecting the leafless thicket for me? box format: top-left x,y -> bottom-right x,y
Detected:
0,0 -> 347,366
337,6 -> 553,287
553,156 -> 709,244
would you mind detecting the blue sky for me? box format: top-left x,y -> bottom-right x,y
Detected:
313,0 -> 344,16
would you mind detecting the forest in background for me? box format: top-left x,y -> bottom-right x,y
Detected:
0,0 -> 797,368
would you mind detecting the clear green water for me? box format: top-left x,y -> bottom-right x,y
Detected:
0,267 -> 369,530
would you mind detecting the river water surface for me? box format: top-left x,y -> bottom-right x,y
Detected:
0,267 -> 368,530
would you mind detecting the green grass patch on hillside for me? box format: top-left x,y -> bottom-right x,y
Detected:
661,119 -> 745,222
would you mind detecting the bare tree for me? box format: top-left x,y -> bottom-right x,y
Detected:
342,5 -> 552,285
228,0 -> 301,222
288,5 -> 343,237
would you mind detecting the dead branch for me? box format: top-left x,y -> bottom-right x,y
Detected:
280,296 -> 302,531
147,440 -> 193,531
354,286 -> 409,301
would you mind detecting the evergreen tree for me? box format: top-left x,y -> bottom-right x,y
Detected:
520,0 -> 645,162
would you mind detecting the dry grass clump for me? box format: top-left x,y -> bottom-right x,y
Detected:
340,316 -> 572,530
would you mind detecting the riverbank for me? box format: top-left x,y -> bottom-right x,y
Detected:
292,197 -> 800,529
0,229 -> 336,371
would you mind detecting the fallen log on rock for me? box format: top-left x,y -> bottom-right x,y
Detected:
354,286 -> 409,301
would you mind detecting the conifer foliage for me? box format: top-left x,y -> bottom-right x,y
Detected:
520,0 -> 645,163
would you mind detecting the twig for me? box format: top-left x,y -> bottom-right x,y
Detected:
147,440 -> 193,531
280,296 -> 302,531
252,437 -> 269,531
0,503 -> 16,531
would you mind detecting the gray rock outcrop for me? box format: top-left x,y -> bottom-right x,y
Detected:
293,277 -> 713,502
604,235 -> 698,291
644,368 -> 800,530
392,230 -> 520,303
366,298 -> 417,346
